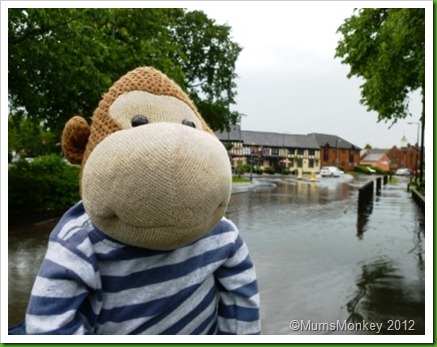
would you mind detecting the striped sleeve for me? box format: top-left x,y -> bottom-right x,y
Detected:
25,231 -> 99,334
214,222 -> 260,335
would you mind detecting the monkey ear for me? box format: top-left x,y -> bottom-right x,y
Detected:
61,116 -> 91,165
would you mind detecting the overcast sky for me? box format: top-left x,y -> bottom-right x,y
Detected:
1,1 -> 429,151
188,1 -> 427,149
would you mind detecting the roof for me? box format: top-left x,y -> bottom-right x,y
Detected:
215,125 -> 320,149
240,131 -> 320,149
310,133 -> 361,150
368,148 -> 391,154
215,124 -> 243,142
361,152 -> 390,162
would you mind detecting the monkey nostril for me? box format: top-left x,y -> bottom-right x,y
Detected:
131,115 -> 149,127
182,119 -> 196,128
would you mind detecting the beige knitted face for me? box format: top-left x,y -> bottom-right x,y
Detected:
82,122 -> 232,250
75,67 -> 232,250
109,91 -> 203,130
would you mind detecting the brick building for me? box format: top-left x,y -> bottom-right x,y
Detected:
360,149 -> 391,171
310,133 -> 361,172
386,144 -> 420,173
216,126 -> 361,173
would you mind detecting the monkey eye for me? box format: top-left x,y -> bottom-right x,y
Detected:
182,119 -> 196,128
131,115 -> 149,127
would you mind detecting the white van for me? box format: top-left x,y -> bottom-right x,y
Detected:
320,166 -> 344,177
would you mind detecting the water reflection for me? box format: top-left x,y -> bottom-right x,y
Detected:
346,257 -> 425,334
356,207 -> 372,240
8,225 -> 53,326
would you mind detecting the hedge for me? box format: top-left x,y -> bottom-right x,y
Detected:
353,165 -> 388,175
8,154 -> 81,213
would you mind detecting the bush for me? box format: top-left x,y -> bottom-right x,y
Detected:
409,180 -> 425,196
354,165 -> 388,175
9,154 -> 81,213
374,167 -> 389,175
264,166 -> 275,175
354,165 -> 371,175
354,166 -> 367,174
241,163 -> 251,173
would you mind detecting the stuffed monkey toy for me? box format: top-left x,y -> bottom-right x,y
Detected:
24,67 -> 260,335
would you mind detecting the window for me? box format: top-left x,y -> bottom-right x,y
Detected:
280,148 -> 289,157
308,149 -> 315,156
297,148 -> 304,155
271,148 -> 279,156
309,159 -> 314,168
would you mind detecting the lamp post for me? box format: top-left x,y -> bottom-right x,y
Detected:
335,139 -> 342,167
249,144 -> 255,182
408,122 -> 420,180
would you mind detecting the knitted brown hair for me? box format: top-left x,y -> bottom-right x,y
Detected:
62,67 -> 212,167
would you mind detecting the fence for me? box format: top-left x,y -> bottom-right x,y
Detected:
411,188 -> 425,212
358,175 -> 388,213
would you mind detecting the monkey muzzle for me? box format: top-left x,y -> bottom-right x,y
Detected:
81,122 -> 232,250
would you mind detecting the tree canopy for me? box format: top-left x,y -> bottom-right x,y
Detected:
8,116 -> 58,159
8,8 -> 242,135
335,8 -> 425,125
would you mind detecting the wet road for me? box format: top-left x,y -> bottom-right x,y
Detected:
8,174 -> 425,334
227,175 -> 425,335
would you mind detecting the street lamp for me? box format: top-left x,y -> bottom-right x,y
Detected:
408,122 -> 420,180
249,144 -> 255,182
335,139 -> 342,167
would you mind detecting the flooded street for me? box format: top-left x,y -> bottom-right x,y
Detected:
8,175 -> 425,335
8,219 -> 57,328
227,175 -> 425,335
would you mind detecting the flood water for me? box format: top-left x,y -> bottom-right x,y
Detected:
228,175 -> 425,335
8,174 -> 425,335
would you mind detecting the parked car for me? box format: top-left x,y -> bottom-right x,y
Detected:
395,168 -> 411,176
320,166 -> 344,177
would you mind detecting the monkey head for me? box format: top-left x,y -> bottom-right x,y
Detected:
61,67 -> 232,250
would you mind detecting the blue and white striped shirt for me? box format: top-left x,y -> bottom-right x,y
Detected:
25,202 -> 260,335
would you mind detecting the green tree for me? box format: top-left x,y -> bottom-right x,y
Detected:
173,10 -> 242,130
335,8 -> 425,125
8,116 -> 58,159
335,8 -> 425,183
8,8 -> 242,135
